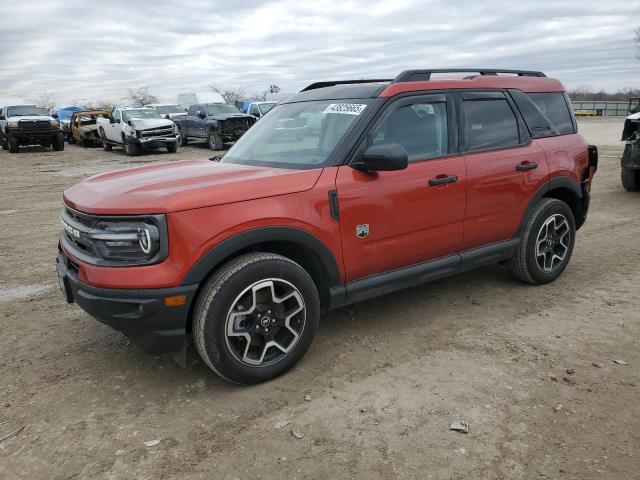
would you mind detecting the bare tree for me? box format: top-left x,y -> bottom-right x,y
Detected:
126,86 -> 158,106
210,85 -> 247,105
269,85 -> 281,94
30,91 -> 57,111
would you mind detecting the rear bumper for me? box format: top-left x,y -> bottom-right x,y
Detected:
56,250 -> 198,354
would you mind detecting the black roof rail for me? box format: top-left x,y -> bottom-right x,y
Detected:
392,69 -> 546,83
301,79 -> 392,92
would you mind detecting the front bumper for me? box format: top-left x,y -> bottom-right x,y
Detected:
56,249 -> 198,354
136,135 -> 178,147
8,129 -> 60,143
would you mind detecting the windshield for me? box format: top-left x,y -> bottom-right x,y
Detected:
221,99 -> 369,169
205,104 -> 240,115
7,106 -> 49,117
154,105 -> 185,114
122,109 -> 162,122
258,103 -> 277,114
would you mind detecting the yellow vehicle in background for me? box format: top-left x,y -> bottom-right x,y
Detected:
68,110 -> 109,147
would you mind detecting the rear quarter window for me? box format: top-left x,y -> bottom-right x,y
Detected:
527,92 -> 575,135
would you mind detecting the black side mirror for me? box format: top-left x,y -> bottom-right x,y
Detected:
0,115 -> 4,121
351,143 -> 408,172
51,113 -> 58,119
197,111 -> 206,118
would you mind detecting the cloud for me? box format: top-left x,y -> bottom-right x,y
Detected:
0,0 -> 638,106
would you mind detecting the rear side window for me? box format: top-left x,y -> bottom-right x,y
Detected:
462,99 -> 520,151
527,92 -> 575,135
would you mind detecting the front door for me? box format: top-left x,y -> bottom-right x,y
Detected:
336,93 -> 467,282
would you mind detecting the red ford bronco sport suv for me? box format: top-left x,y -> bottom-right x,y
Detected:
57,69 -> 598,384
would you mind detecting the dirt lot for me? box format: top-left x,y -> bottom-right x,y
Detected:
1,118 -> 638,479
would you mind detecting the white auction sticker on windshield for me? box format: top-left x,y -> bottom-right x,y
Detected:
324,103 -> 367,115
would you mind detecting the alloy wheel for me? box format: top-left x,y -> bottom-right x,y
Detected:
535,214 -> 570,273
224,278 -> 306,367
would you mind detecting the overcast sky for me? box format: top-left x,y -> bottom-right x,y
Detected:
1,0 -> 639,106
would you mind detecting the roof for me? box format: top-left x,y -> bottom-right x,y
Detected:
289,68 -> 565,103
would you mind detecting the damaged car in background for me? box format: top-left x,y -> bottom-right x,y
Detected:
173,103 -> 255,150
96,107 -> 179,156
0,103 -> 65,153
621,112 -> 640,191
147,104 -> 187,121
68,110 -> 109,147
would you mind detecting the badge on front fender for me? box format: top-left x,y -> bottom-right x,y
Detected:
356,224 -> 369,238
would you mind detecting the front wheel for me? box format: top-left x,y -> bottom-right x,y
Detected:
52,132 -> 65,151
621,167 -> 640,191
166,142 -> 177,153
193,253 -> 320,384
208,132 -> 223,150
124,138 -> 140,156
8,136 -> 19,153
177,126 -> 188,146
511,198 -> 575,285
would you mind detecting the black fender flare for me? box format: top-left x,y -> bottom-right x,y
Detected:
516,177 -> 583,236
180,226 -> 341,287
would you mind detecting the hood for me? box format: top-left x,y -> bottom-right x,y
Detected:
63,159 -> 323,215
207,112 -> 253,121
9,115 -> 54,122
167,112 -> 187,120
129,118 -> 173,130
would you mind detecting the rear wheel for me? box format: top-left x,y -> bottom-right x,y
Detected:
8,136 -> 19,153
621,167 -> 640,191
511,198 -> 575,285
193,253 -> 320,384
100,129 -> 112,151
208,132 -> 223,150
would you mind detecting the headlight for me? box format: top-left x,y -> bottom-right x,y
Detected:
50,120 -> 59,128
91,220 -> 161,261
7,121 -> 18,129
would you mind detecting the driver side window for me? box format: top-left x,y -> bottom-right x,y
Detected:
370,100 -> 448,162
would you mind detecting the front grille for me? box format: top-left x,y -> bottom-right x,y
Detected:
220,118 -> 252,138
61,207 -> 97,258
140,126 -> 174,138
18,120 -> 50,132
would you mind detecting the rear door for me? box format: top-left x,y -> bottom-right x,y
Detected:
458,91 -> 549,250
336,93 -> 467,282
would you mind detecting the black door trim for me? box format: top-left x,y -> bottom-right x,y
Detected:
329,238 -> 520,309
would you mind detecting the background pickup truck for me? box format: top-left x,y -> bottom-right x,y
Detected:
0,104 -> 65,153
173,103 -> 255,150
97,107 -> 178,156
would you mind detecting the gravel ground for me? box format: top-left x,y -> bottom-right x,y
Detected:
1,118 -> 638,479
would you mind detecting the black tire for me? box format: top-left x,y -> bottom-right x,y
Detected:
621,167 -> 640,192
166,142 -> 177,153
208,132 -> 223,150
511,198 -> 576,285
68,134 -> 76,145
124,138 -> 140,156
52,132 -> 65,151
193,253 -> 320,385
100,129 -> 112,151
8,136 -> 19,153
177,126 -> 188,146
1,138 -> 7,150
